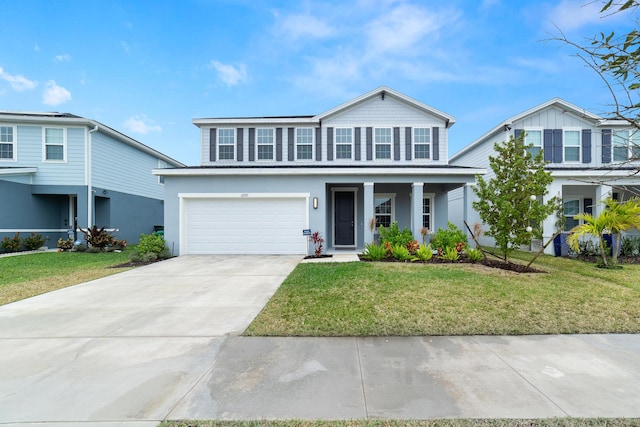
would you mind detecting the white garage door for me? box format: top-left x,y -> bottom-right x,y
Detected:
181,194 -> 309,255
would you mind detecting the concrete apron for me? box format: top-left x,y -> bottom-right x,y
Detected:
0,255 -> 301,426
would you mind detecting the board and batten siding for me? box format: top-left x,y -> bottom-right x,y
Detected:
13,125 -> 86,186
91,131 -> 164,199
200,95 -> 450,166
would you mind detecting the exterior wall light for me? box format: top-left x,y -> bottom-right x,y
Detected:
313,197 -> 318,209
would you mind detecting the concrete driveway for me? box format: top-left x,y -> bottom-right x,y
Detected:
0,255 -> 301,426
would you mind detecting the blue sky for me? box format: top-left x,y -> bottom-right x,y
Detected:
0,0 -> 635,165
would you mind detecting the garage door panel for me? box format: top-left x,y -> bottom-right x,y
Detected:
183,197 -> 308,255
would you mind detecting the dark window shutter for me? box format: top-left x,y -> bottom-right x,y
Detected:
248,128 -> 255,161
582,129 -> 592,163
543,129 -> 553,162
405,127 -> 412,160
584,198 -> 593,216
327,127 -> 334,161
316,127 -> 322,161
602,129 -> 612,163
354,127 -> 361,161
275,128 -> 283,161
393,127 -> 400,160
514,129 -> 523,140
209,128 -> 217,162
288,128 -> 294,161
432,127 -> 439,161
237,128 -> 244,161
366,127 -> 373,161
553,129 -> 563,163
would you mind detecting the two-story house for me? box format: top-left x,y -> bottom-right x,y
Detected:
0,111 -> 184,246
156,87 -> 485,255
449,98 -> 640,254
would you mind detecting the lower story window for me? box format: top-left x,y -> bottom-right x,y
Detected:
422,196 -> 432,230
563,198 -> 581,231
374,194 -> 394,228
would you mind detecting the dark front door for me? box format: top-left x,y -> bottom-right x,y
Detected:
335,191 -> 354,246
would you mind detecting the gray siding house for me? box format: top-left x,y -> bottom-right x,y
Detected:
449,98 -> 640,254
0,111 -> 184,245
156,87 -> 484,255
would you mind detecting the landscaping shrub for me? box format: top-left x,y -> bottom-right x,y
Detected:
431,222 -> 468,253
390,243 -> 412,261
439,246 -> 460,262
620,236 -> 640,257
23,233 -> 47,250
362,242 -> 388,261
57,238 -> 74,251
378,222 -> 414,248
310,231 -> 324,257
130,233 -> 170,263
414,243 -> 433,261
466,247 -> 483,262
80,225 -> 116,249
1,233 -> 22,253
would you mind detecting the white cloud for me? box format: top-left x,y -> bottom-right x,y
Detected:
42,80 -> 71,106
0,66 -> 37,91
209,60 -> 248,86
276,12 -> 335,40
546,0 -> 604,31
54,54 -> 72,62
124,115 -> 162,134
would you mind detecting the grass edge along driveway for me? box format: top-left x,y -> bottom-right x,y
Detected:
245,253 -> 640,337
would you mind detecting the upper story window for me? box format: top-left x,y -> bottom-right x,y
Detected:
374,194 -> 394,229
218,128 -> 235,161
414,127 -> 431,159
157,160 -> 167,184
524,129 -> 542,158
335,128 -> 352,160
257,128 -> 274,160
563,129 -> 581,162
613,130 -> 640,161
296,128 -> 314,160
0,125 -> 16,161
43,127 -> 65,162
375,128 -> 392,160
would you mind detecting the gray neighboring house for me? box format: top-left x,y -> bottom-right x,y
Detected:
0,111 -> 185,246
449,98 -> 640,255
155,87 -> 484,256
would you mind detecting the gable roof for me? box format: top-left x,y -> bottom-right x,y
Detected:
450,97 -> 602,162
314,86 -> 456,128
0,111 -> 184,167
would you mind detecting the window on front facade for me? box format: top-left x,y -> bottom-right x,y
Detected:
613,130 -> 640,161
414,127 -> 431,159
525,129 -> 542,158
374,195 -> 394,229
44,127 -> 65,161
296,128 -> 313,160
218,128 -> 235,160
563,198 -> 581,231
422,196 -> 432,230
335,128 -> 352,159
257,128 -> 274,160
564,129 -> 580,162
0,125 -> 15,160
374,128 -> 391,160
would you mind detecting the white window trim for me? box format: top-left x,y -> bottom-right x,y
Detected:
613,129 -> 638,162
563,196 -> 583,231
0,124 -> 17,162
374,127 -> 392,161
256,127 -> 275,161
42,127 -> 67,163
334,127 -> 353,161
563,127 -> 582,163
422,193 -> 435,230
217,128 -> 236,162
523,127 -> 543,157
295,127 -> 315,162
374,192 -> 396,230
413,127 -> 431,160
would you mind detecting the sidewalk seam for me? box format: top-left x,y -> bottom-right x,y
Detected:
355,337 -> 370,419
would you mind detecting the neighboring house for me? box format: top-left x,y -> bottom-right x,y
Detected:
0,111 -> 185,246
156,87 -> 485,255
449,98 -> 640,254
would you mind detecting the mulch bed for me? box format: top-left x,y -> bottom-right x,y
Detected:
358,254 -> 544,273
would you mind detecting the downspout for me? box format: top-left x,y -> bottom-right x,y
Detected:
87,125 -> 99,231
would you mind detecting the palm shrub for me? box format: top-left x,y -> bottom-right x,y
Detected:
390,243 -> 412,261
466,247 -> 483,262
362,242 -> 388,261
414,243 -> 433,261
439,246 -> 460,262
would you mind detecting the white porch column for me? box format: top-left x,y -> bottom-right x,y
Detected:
412,182 -> 424,240
363,182 -> 374,244
595,184 -> 613,217
542,180 -> 563,255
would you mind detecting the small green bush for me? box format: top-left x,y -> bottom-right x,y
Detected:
57,238 -> 74,251
130,233 -> 170,262
415,243 -> 433,261
362,242 -> 387,261
620,236 -> 640,257
391,243 -> 412,261
466,247 -> 483,262
439,246 -> 460,262
1,233 -> 22,252
23,233 -> 47,250
431,222 -> 468,252
379,222 -> 415,248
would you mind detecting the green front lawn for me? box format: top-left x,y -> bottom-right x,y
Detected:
245,253 -> 640,336
0,250 -> 132,305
